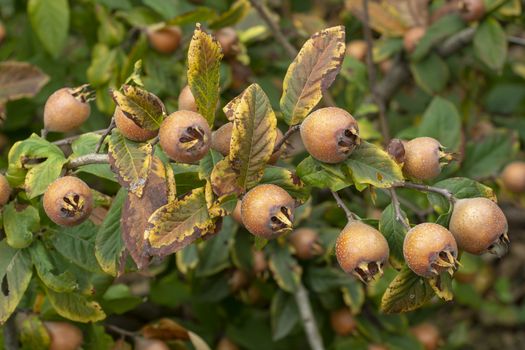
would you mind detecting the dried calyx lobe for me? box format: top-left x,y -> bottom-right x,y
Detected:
353,260 -> 385,283
60,192 -> 86,218
429,249 -> 459,277
179,126 -> 208,152
269,205 -> 293,233
337,127 -> 359,156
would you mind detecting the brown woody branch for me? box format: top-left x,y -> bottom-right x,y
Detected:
66,153 -> 109,169
95,117 -> 116,153
388,188 -> 411,230
331,190 -> 357,222
52,129 -> 107,147
4,313 -> 19,350
293,282 -> 325,350
394,182 -> 455,203
273,124 -> 300,153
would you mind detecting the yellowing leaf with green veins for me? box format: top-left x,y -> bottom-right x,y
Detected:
145,187 -> 218,257
112,84 -> 165,130
229,83 -> 277,189
209,0 -> 250,29
345,0 -> 409,36
280,26 -> 346,125
108,129 -> 153,198
429,272 -> 454,301
45,287 -> 106,323
187,25 -> 223,126
19,314 -> 51,350
210,158 -> 243,196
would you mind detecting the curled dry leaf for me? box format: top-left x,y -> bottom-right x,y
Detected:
0,61 -> 50,103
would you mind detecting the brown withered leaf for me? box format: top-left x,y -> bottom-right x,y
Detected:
210,158 -> 243,196
141,318 -> 189,341
222,90 -> 244,121
345,0 -> 409,36
0,61 -> 49,103
121,157 -> 168,269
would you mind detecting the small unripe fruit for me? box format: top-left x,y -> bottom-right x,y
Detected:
252,249 -> 268,275
300,107 -> 360,164
346,40 -> 368,62
159,110 -> 211,163
0,173 -> 11,207
147,26 -> 182,54
217,337 -> 240,350
241,184 -> 295,239
44,88 -> 90,132
410,323 -> 440,350
403,223 -> 458,277
289,228 -> 323,260
330,308 -> 357,336
449,197 -> 509,256
178,85 -> 198,112
501,161 -> 525,193
403,26 -> 426,53
135,338 -> 170,350
215,27 -> 238,56
43,176 -> 93,227
0,23 -> 5,43
335,221 -> 389,283
403,137 -> 447,180
44,321 -> 83,350
232,200 -> 243,224
114,107 -> 158,142
460,0 -> 485,22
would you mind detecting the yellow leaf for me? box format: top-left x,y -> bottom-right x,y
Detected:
345,0 -> 410,36
111,85 -> 165,130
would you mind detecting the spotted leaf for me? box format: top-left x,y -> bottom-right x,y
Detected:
112,84 -> 165,130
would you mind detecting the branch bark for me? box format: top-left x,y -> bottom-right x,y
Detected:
4,313 -> 19,350
273,124 -> 300,153
294,282 -> 325,350
394,182 -> 455,203
66,153 -> 109,169
331,190 -> 357,221
388,188 -> 411,230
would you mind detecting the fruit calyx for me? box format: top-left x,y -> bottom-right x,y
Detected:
69,84 -> 95,103
179,126 -> 208,152
60,192 -> 86,218
270,206 -> 293,234
429,249 -> 459,277
354,260 -> 384,283
487,231 -> 510,257
337,127 -> 360,155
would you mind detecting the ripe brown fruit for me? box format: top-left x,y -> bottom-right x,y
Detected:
501,161 -> 525,193
289,228 -> 323,260
44,321 -> 83,350
410,323 -> 440,350
330,308 -> 357,336
135,338 -> 170,350
215,27 -> 239,56
346,40 -> 368,62
147,26 -> 182,54
229,269 -> 249,292
232,200 -> 243,224
178,85 -> 198,112
335,221 -> 389,283
300,107 -> 360,164
460,0 -> 485,22
114,107 -> 158,142
0,23 -> 5,43
159,110 -> 211,163
403,137 -> 447,180
0,173 -> 11,207
403,223 -> 459,277
43,176 -> 93,227
449,197 -> 509,256
252,249 -> 268,275
44,88 -> 90,132
241,184 -> 295,239
217,337 -> 240,350
403,26 -> 426,53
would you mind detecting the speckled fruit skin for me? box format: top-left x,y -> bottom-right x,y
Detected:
241,184 -> 295,239
217,337 -> 240,350
178,85 -> 198,112
346,40 -> 368,62
159,110 -> 211,163
43,176 -> 93,227
403,223 -> 457,277
501,161 -> 525,193
0,173 -> 11,207
114,107 -> 158,142
44,88 -> 90,132
289,228 -> 320,260
300,107 -> 360,164
461,0 -> 485,22
135,338 -> 170,350
403,137 -> 442,180
148,26 -> 182,54
403,26 -> 426,53
449,198 -> 508,255
330,308 -> 357,336
335,221 -> 389,274
410,323 -> 440,350
216,27 -> 238,56
232,200 -> 243,224
45,322 -> 83,350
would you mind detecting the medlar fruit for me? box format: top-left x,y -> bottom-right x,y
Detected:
403,26 -> 426,53
403,223 -> 459,277
330,308 -> 357,336
252,249 -> 268,275
300,107 -> 360,164
43,176 -> 93,227
0,22 -> 5,43
289,227 -> 323,260
232,200 -> 243,224
403,137 -> 449,180
410,322 -> 440,350
147,26 -> 182,54
0,173 -> 11,207
159,110 -> 211,163
44,321 -> 83,350
501,161 -> 525,193
449,197 -> 509,256
460,0 -> 485,22
229,269 -> 249,292
335,221 -> 389,283
217,337 -> 240,350
135,338 -> 170,350
178,85 -> 198,112
215,27 -> 239,57
114,107 -> 158,142
346,40 -> 368,62
44,88 -> 90,132
241,184 -> 295,239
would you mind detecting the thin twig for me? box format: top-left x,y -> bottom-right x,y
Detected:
273,125 -> 300,153
394,182 -> 455,203
95,118 -> 116,153
52,129 -> 107,146
437,27 -> 476,56
294,282 -> 325,350
4,313 -> 19,350
388,188 -> 411,230
508,36 -> 525,46
105,324 -> 138,338
41,128 -> 48,140
66,153 -> 109,169
331,190 -> 356,221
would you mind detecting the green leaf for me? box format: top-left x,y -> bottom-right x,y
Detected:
280,26 -> 346,125
112,85 -> 165,130
199,149 -> 223,180
380,266 -> 435,314
96,189 -> 127,276
208,0 -> 250,29
379,204 -> 408,270
0,241 -> 33,324
30,240 -> 77,293
260,166 -> 310,204
411,14 -> 465,61
87,44 -> 119,88
306,267 -> 351,293
101,284 -> 141,314
474,18 -> 507,71
0,61 -> 49,103
19,314 -> 50,350
167,7 -> 218,26
45,287 -> 106,323
27,0 -> 70,57
108,129 -> 153,198
176,244 -> 199,275
418,96 -> 461,151
70,133 -> 116,181
271,290 -> 300,341
3,203 -> 39,249
296,156 -> 350,191
142,0 -> 181,20
187,25 -> 223,126
195,217 -> 236,277
268,244 -> 302,293
83,324 -> 115,350
372,38 -> 403,62
410,53 -> 449,94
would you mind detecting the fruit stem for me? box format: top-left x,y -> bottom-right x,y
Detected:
331,190 -> 358,222
105,324 -> 138,339
52,129 -> 108,147
3,312 -> 18,350
389,188 -> 411,230
395,182 -> 456,204
294,282 -> 325,350
95,117 -> 116,153
273,124 -> 300,154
